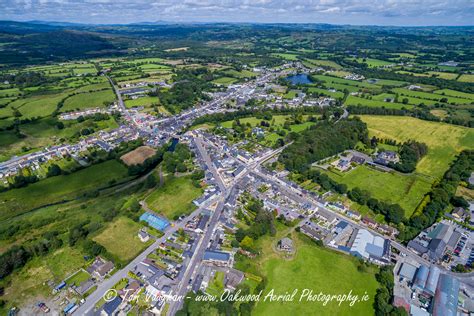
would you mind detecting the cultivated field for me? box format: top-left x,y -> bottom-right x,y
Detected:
120,146 -> 156,166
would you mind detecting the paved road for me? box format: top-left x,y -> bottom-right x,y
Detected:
73,198 -> 217,315
250,167 -> 474,287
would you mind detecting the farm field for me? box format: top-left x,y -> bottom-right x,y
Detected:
345,95 -> 412,110
212,77 -> 238,85
433,89 -> 474,100
0,117 -> 118,162
124,96 -> 159,108
93,217 -> 152,263
304,59 -> 342,69
360,116 -> 474,178
0,160 -> 130,221
307,87 -> 344,99
245,231 -> 379,316
458,74 -> 474,83
393,88 -> 472,104
323,165 -> 432,217
145,176 -> 203,220
61,89 -> 116,112
120,146 -> 156,166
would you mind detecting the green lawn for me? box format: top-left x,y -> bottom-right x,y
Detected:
93,217 -> 151,263
250,232 -> 379,316
65,270 -> 91,286
145,176 -> 203,219
360,115 -> 474,178
323,165 -> 432,217
0,160 -> 130,221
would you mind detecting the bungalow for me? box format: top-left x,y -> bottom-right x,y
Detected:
95,261 -> 114,279
278,237 -> 294,252
346,210 -> 362,220
138,229 -> 150,242
362,216 -> 377,229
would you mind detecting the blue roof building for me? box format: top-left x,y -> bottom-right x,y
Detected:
139,212 -> 170,231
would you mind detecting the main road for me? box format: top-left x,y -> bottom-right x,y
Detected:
73,197 -> 219,316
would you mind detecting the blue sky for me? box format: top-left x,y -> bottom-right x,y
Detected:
2,0 -> 473,26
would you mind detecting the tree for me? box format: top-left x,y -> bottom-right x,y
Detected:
239,236 -> 255,251
47,164 -> 62,177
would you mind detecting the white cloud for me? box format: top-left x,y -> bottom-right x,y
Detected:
1,0 -> 473,25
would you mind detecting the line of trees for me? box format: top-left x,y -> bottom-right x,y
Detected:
389,141 -> 428,173
399,150 -> 474,241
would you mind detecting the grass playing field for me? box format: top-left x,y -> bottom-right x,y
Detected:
323,165 -> 432,217
239,228 -> 379,316
145,175 -> 203,219
360,116 -> 474,178
93,217 -> 152,263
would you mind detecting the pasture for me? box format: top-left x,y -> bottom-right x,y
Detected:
61,89 -> 116,112
0,160 -> 130,221
323,165 -> 431,217
243,230 -> 379,316
93,217 -> 151,263
145,176 -> 203,220
360,115 -> 474,178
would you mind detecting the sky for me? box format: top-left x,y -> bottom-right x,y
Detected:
2,0 -> 474,26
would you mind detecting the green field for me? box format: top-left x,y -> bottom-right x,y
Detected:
458,74 -> 474,83
354,58 -> 394,68
304,59 -> 342,69
247,231 -> 379,316
1,246 -> 86,310
61,89 -> 116,112
93,217 -> 151,263
360,116 -> 474,178
307,87 -> 344,99
393,88 -> 472,105
0,160 -> 130,221
124,96 -> 159,108
433,89 -> 474,100
271,53 -> 299,61
145,176 -> 203,219
323,165 -> 431,216
7,92 -> 69,119
345,95 -> 412,110
212,77 -> 238,85
0,117 -> 118,162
